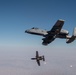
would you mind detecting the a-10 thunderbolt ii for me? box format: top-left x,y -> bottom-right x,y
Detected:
31,51 -> 45,66
25,19 -> 76,45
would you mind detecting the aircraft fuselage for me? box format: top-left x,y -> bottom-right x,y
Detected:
25,27 -> 69,39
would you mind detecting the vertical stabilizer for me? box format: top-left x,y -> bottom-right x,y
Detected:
73,27 -> 76,37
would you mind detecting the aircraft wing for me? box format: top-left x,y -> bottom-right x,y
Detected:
36,51 -> 39,57
42,36 -> 55,45
36,60 -> 40,66
48,19 -> 64,35
42,19 -> 64,45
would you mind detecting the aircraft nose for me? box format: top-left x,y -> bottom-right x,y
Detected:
25,30 -> 28,33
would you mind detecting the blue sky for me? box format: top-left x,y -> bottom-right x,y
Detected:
0,0 -> 76,46
0,0 -> 76,75
0,0 -> 76,48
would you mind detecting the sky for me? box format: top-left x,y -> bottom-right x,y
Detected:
0,0 -> 76,75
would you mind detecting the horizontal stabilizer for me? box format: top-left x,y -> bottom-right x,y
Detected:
42,56 -> 45,61
66,27 -> 76,43
66,36 -> 75,43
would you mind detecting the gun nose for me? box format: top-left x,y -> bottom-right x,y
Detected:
25,30 -> 27,33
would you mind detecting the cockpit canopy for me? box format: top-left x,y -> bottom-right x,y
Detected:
32,27 -> 39,29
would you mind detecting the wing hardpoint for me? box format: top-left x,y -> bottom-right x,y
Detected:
42,19 -> 64,45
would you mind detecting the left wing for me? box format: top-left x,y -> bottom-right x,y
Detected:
48,19 -> 64,35
36,51 -> 39,57
42,19 -> 65,45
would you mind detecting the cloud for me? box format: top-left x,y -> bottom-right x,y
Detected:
0,67 -> 31,75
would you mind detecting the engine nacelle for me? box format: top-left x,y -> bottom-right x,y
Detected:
60,29 -> 69,35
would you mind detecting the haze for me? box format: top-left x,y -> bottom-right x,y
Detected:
0,0 -> 76,75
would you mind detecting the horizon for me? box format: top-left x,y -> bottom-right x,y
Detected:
0,0 -> 76,75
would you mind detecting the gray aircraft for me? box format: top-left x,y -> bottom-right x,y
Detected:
31,51 -> 45,66
25,19 -> 76,45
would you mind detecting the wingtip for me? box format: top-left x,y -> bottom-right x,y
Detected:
59,19 -> 65,21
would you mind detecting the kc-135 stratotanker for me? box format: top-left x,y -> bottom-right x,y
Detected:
25,19 -> 76,45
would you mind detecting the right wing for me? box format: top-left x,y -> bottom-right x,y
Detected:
42,19 -> 65,45
36,60 -> 40,66
42,36 -> 55,45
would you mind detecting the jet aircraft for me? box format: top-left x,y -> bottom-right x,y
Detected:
25,19 -> 76,45
31,51 -> 45,66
